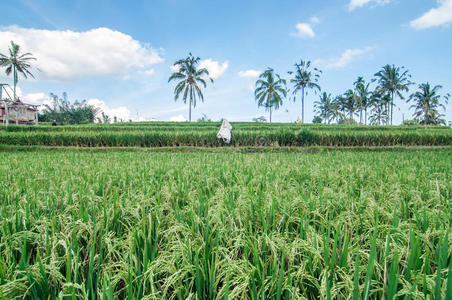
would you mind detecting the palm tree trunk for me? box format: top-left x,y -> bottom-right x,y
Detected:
301,86 -> 305,124
365,108 -> 367,125
13,65 -> 17,101
269,106 -> 272,123
189,98 -> 192,122
391,91 -> 394,125
359,107 -> 363,124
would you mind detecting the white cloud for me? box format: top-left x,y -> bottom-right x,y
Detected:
14,87 -> 52,108
169,114 -> 187,122
0,26 -> 163,80
348,0 -> 390,11
87,98 -> 134,121
315,47 -> 374,69
309,17 -> 320,24
142,69 -> 155,76
238,69 -> 261,78
294,23 -> 315,38
410,0 -> 452,29
199,59 -> 228,79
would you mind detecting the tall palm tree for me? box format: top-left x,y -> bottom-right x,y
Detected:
254,68 -> 287,123
288,60 -> 321,124
374,64 -> 411,125
341,89 -> 359,120
369,90 -> 390,125
330,99 -> 342,124
314,92 -> 333,124
168,53 -> 213,122
354,76 -> 370,124
0,41 -> 36,101
408,83 -> 449,125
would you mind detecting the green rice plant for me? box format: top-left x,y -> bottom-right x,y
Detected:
0,150 -> 450,299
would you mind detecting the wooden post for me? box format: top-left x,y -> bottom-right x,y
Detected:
5,101 -> 8,126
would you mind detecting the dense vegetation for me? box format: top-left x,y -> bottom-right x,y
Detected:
0,150 -> 450,299
1,122 -> 451,147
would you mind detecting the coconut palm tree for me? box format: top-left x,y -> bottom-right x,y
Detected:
354,76 -> 370,124
314,92 -> 333,124
408,83 -> 449,125
254,68 -> 287,123
369,90 -> 390,125
374,64 -> 411,125
329,99 -> 342,124
168,53 -> 213,122
0,41 -> 36,101
340,89 -> 359,121
288,60 -> 321,124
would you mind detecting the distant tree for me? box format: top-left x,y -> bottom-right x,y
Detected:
338,118 -> 357,125
368,90 -> 390,125
254,68 -> 287,123
314,92 -> 333,124
168,53 -> 213,122
312,116 -> 323,124
338,89 -> 359,120
288,60 -> 321,124
0,41 -> 36,101
252,116 -> 267,122
329,98 -> 342,124
101,112 -> 111,124
408,83 -> 449,125
39,92 -> 100,124
354,77 -> 371,124
197,113 -> 212,122
374,64 -> 412,125
402,119 -> 420,126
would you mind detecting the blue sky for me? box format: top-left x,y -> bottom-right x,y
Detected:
1,0 -> 451,123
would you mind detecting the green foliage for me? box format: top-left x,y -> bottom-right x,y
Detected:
254,68 -> 287,123
39,92 -> 100,124
408,83 -> 449,125
312,116 -> 322,124
168,53 -> 213,122
403,119 -> 420,126
0,40 -> 36,99
0,150 -> 450,298
288,60 -> 322,124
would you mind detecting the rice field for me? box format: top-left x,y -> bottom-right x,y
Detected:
0,149 -> 451,299
1,123 -> 452,147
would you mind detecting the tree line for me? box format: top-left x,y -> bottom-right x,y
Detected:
1,41 -> 449,125
169,54 -> 450,125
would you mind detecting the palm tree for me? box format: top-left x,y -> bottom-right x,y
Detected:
254,68 -> 287,123
354,77 -> 370,124
369,90 -> 390,125
168,53 -> 213,122
314,92 -> 333,124
288,60 -> 321,124
0,41 -> 36,101
408,83 -> 449,125
341,89 -> 359,120
374,64 -> 411,125
329,99 -> 342,124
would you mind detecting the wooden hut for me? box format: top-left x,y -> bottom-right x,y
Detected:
1,99 -> 39,125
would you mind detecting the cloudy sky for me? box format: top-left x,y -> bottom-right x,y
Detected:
1,0 -> 451,123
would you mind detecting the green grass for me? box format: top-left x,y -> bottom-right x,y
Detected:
0,122 -> 451,147
0,150 -> 450,299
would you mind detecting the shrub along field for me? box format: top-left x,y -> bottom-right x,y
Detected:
1,122 -> 452,147
0,150 -> 451,299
